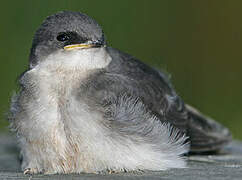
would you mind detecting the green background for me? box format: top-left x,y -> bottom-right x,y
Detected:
0,1 -> 241,139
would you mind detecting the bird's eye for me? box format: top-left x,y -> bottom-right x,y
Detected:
56,33 -> 70,42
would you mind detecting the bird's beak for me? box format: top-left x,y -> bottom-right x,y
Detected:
64,40 -> 104,51
64,43 -> 95,50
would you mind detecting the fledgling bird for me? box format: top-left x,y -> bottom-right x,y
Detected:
9,11 -> 231,174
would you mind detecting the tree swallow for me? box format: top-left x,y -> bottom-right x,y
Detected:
9,11 -> 231,174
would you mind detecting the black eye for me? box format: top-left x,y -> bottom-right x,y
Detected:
56,33 -> 70,42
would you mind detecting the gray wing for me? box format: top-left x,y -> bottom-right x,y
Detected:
81,47 -> 231,152
105,47 -> 188,130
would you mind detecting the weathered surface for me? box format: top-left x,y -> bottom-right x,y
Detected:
0,133 -> 242,180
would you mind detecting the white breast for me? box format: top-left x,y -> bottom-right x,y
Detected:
14,47 -> 112,173
20,47 -> 111,135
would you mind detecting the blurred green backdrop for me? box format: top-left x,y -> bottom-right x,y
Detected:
0,1 -> 241,139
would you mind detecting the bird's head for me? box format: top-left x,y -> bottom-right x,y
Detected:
29,11 -> 106,68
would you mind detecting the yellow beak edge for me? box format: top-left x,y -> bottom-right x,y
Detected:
64,44 -> 94,50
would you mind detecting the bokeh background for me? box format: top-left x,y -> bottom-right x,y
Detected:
0,1 -> 241,139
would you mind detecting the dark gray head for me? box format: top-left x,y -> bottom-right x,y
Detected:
29,11 -> 106,68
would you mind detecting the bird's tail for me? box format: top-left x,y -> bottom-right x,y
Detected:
185,104 -> 232,153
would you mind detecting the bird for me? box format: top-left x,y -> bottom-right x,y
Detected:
9,11 -> 231,175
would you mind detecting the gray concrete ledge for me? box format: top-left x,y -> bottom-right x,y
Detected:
1,134 -> 242,180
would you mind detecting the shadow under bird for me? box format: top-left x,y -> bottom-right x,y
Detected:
9,11 -> 231,174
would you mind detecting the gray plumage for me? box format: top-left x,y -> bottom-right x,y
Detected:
9,11 -> 231,174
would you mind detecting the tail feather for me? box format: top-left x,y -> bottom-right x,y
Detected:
185,104 -> 232,153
